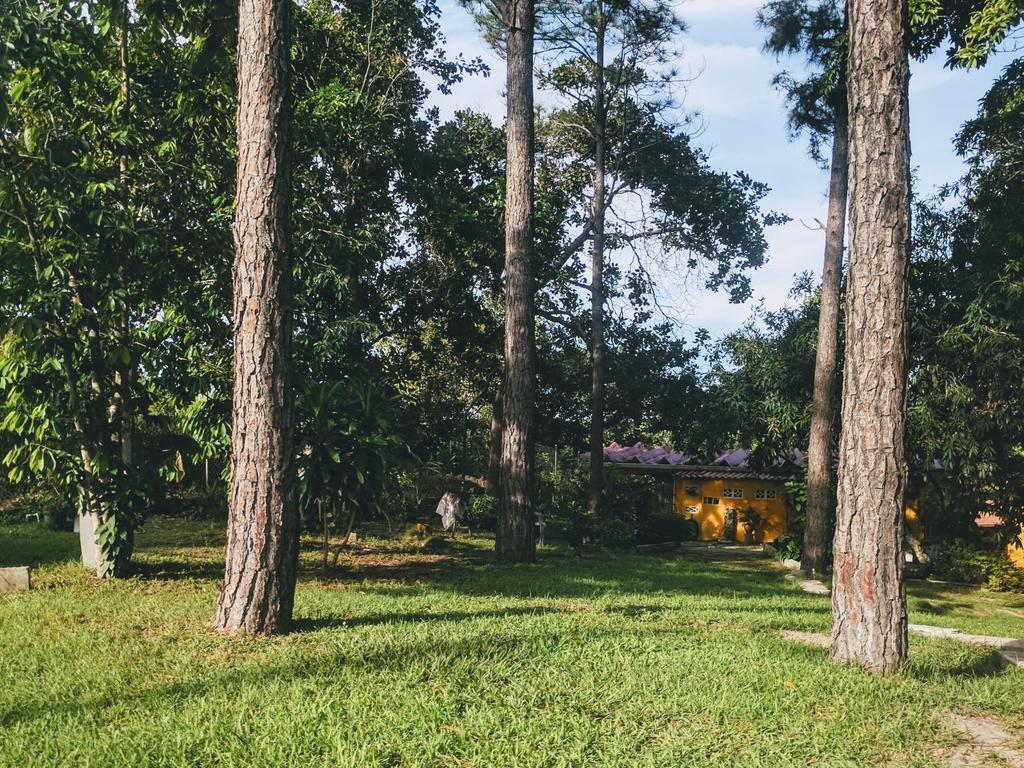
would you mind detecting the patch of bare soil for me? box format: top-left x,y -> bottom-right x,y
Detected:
779,629 -> 830,648
935,711 -> 1024,767
311,539 -> 480,584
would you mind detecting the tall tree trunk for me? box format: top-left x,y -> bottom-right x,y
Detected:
215,0 -> 298,636
587,5 -> 607,519
801,101 -> 848,576
116,0 -> 134,470
320,498 -> 329,572
830,0 -> 910,674
77,289 -> 127,577
487,387 -> 503,496
496,0 -> 537,562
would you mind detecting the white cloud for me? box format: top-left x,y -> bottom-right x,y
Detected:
426,0 -> 994,343
431,0 -> 506,123
679,43 -> 776,118
910,56 -> 958,94
679,0 -> 763,17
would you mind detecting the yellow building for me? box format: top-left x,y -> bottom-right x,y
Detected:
597,443 -> 800,544
596,443 -> 1024,565
1010,543 -> 1024,568
976,512 -> 1024,568
598,442 -> 944,549
673,475 -> 791,543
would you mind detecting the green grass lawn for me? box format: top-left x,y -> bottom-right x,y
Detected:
1,518 -> 1022,767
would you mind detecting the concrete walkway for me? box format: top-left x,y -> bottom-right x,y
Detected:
779,569 -> 1023,667
909,624 -> 1024,667
785,571 -> 830,594
780,627 -> 1023,667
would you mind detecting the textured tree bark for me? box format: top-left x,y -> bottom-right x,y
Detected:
801,103 -> 848,576
215,0 -> 298,635
117,0 -> 134,471
487,387 -> 503,496
496,0 -> 537,562
587,6 -> 606,519
830,0 -> 910,674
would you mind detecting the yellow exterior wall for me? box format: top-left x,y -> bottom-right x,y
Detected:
673,477 -> 925,547
1008,532 -> 1024,568
673,478 -> 789,543
670,476 -> 1024,567
906,498 -> 1022,569
905,498 -> 925,541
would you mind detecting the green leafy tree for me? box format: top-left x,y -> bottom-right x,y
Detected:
909,57 -> 1024,547
0,1 -> 217,576
534,0 -> 784,513
297,381 -> 411,568
911,0 -> 1023,67
758,0 -> 847,575
706,278 -> 821,461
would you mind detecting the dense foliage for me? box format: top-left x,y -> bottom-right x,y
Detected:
1,0 -> 1022,574
0,0 -> 787,572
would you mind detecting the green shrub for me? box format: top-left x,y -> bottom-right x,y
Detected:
635,513 -> 698,545
774,534 -> 802,562
931,542 -> 1024,593
463,493 -> 497,531
536,466 -> 588,546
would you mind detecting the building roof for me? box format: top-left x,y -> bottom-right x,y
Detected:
976,512 -> 1005,529
581,442 -> 804,480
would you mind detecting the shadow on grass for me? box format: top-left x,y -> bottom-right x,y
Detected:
0,620 -> 619,729
0,523 -> 79,568
131,558 -> 225,582
913,600 -> 955,617
353,552 -> 804,603
906,646 -> 1012,680
292,604 -> 565,632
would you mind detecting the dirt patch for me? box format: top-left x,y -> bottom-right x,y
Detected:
779,629 -> 830,648
321,551 -> 456,583
936,711 -> 1024,767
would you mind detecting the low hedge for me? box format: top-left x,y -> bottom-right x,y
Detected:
931,542 -> 1024,593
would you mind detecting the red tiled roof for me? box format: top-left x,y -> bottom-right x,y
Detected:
580,442 -> 803,479
672,466 -> 796,481
976,511 -> 1005,529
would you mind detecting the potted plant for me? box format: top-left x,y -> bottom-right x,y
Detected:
739,507 -> 763,545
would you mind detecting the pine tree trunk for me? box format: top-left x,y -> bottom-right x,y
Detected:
830,0 -> 910,674
115,0 -> 134,471
215,0 -> 298,636
801,103 -> 848,576
496,0 -> 537,562
587,7 -> 606,519
320,498 -> 329,572
487,387 -> 503,496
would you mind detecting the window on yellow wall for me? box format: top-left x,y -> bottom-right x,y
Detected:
702,496 -> 719,505
685,485 -> 698,496
684,505 -> 699,515
723,488 -> 743,499
754,489 -> 777,500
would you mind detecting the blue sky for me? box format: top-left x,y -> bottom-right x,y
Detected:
429,0 -> 1011,339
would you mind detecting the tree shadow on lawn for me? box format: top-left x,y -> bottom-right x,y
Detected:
0,523 -> 79,568
131,556 -> 225,582
292,604 -> 570,632
904,644 -> 1016,681
0,618 -> 621,729
371,552 -> 807,602
115,518 -> 802,602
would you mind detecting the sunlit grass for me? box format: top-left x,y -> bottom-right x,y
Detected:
1,518 -> 1021,767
